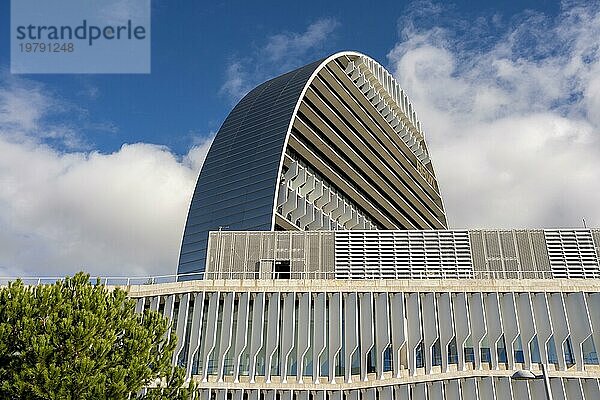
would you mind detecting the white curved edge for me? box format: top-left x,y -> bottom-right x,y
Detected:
269,50 -> 447,231
270,51 -> 366,231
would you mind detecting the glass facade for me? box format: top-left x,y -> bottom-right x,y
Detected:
178,59 -> 325,276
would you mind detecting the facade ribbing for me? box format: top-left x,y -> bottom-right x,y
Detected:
179,52 -> 447,276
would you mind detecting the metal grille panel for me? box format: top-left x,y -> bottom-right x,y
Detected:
593,229 -> 600,263
206,229 -> 600,280
470,230 -> 554,279
545,230 -> 600,279
334,230 -> 472,279
207,231 -> 335,279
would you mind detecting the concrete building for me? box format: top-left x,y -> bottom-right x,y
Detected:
131,275 -> 600,400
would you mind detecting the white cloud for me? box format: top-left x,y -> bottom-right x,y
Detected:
0,80 -> 50,133
264,18 -> 340,62
220,18 -> 340,102
0,77 -> 89,149
0,80 -> 214,278
220,61 -> 250,104
99,0 -> 149,26
387,1 -> 600,228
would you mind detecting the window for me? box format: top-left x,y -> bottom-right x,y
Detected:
274,260 -> 291,279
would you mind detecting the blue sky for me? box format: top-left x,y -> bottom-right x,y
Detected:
0,0 -> 562,154
1,0 -> 599,277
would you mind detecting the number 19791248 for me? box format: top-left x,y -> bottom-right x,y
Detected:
19,42 -> 74,52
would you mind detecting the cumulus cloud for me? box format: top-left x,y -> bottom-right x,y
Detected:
264,18 -> 340,62
220,18 -> 340,101
0,79 -> 213,278
387,1 -> 600,228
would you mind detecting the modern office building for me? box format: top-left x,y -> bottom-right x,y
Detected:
145,52 -> 600,399
178,51 -> 447,276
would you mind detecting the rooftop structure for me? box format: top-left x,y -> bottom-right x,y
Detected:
205,229 -> 600,280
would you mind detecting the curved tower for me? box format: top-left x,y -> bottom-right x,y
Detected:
178,51 -> 447,276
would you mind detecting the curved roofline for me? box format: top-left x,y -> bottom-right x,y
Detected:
269,51 -> 368,229
178,50 -> 446,276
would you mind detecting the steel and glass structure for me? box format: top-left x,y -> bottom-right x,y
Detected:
178,52 -> 447,276
165,52 -> 600,398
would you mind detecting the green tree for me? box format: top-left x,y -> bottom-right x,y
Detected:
0,272 -> 195,399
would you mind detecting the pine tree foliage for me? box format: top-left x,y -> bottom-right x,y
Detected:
0,273 -> 196,399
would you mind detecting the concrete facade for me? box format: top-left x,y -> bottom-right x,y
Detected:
127,279 -> 600,399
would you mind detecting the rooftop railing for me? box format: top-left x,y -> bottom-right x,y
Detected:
0,272 -> 203,286
0,269 -> 566,286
